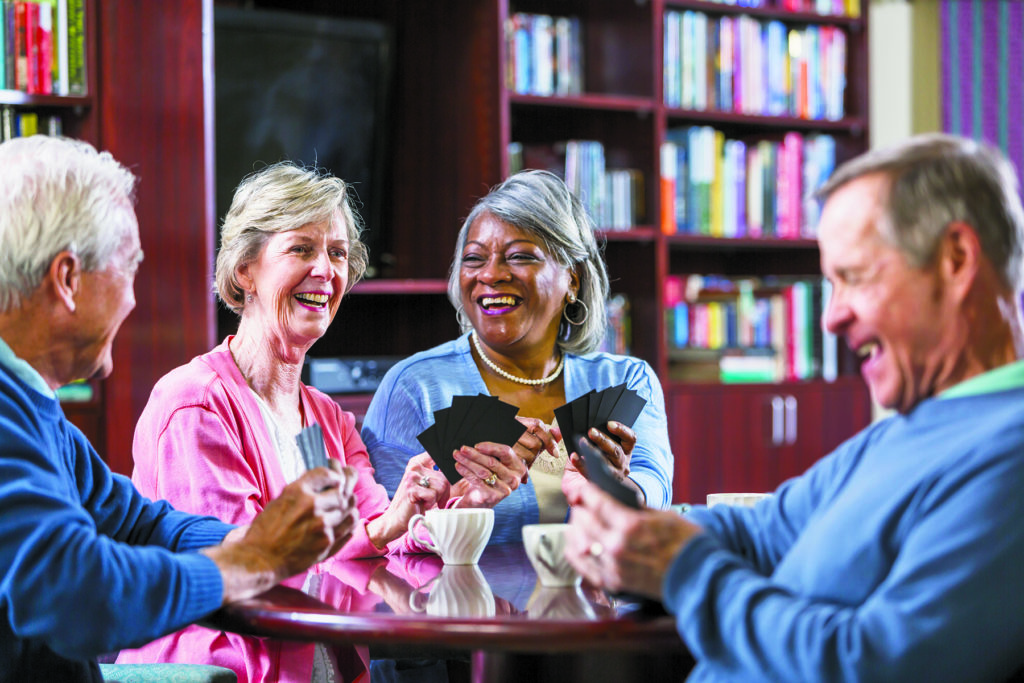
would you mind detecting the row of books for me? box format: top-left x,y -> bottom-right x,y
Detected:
701,0 -> 860,18
510,140 -> 644,230
664,10 -> 846,121
665,274 -> 837,383
0,0 -> 86,95
0,105 -> 62,139
780,0 -> 861,16
504,12 -> 583,97
659,127 -> 836,239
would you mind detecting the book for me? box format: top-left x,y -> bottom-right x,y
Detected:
660,141 -> 678,235
36,0 -> 53,94
13,1 -> 27,91
0,0 -> 5,89
0,105 -> 14,140
65,0 -> 83,94
55,0 -> 66,94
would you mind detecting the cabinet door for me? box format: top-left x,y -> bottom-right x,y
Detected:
666,378 -> 870,504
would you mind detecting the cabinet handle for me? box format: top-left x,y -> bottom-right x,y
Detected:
784,395 -> 798,445
770,395 -> 785,447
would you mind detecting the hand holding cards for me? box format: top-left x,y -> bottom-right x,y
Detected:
417,394 -> 526,484
576,437 -> 642,509
553,382 -> 646,455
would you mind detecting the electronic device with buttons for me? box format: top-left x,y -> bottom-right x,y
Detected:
301,356 -> 402,395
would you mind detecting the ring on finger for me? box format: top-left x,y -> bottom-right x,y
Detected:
588,541 -> 605,558
418,475 -> 431,488
484,472 -> 498,487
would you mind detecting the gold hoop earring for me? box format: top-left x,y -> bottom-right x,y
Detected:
563,299 -> 588,327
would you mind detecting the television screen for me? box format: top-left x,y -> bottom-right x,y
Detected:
214,7 -> 392,278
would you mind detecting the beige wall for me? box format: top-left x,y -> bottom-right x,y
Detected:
869,0 -> 941,149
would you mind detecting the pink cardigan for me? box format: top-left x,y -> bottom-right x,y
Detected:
116,338 -> 420,681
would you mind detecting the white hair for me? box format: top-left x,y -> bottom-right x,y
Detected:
0,136 -> 137,312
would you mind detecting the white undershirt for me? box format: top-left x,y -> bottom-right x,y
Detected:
530,421 -> 570,523
249,389 -> 339,683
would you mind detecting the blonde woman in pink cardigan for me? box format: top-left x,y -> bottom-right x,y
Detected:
116,162 -> 526,683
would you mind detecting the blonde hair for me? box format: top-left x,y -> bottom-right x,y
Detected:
215,162 -> 368,314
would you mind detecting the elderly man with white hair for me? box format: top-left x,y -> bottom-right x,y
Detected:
0,135 -> 361,683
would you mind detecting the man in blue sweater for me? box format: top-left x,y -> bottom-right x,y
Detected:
0,136 -> 361,682
566,133 -> 1024,681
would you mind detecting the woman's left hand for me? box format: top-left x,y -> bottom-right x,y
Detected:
451,442 -> 528,508
569,420 -> 637,485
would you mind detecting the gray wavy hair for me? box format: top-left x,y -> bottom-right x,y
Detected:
215,162 -> 368,314
0,136 -> 137,313
447,170 -> 610,355
818,133 -> 1024,292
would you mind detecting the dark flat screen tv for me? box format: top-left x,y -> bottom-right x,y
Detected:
214,7 -> 392,279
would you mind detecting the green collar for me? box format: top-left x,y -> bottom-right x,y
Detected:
940,359 -> 1024,399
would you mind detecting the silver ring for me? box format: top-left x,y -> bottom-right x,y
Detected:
418,475 -> 431,488
588,541 -> 605,558
484,472 -> 498,487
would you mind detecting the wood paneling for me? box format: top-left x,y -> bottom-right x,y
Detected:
97,0 -> 215,474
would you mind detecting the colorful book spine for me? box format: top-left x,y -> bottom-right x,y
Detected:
660,141 -> 677,235
66,0 -> 85,94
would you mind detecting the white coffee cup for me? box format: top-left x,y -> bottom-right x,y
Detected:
522,523 -> 580,588
706,492 -> 771,508
408,564 -> 495,618
408,508 -> 494,565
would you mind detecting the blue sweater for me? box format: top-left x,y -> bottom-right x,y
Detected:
0,365 -> 231,682
362,333 -> 674,545
670,387 -> 1024,682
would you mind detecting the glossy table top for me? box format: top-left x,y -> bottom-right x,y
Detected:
209,543 -> 682,654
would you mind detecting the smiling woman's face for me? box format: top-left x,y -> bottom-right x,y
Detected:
458,212 -> 576,358
239,211 -> 350,350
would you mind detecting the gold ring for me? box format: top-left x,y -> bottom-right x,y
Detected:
484,472 -> 498,487
588,541 -> 604,558
418,475 -> 431,488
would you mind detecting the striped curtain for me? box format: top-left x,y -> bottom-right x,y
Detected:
941,0 -> 1024,181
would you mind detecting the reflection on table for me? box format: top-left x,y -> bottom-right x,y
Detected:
208,543 -> 693,683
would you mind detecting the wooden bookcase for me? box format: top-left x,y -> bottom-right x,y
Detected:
23,0 -> 872,497
266,0 -> 873,504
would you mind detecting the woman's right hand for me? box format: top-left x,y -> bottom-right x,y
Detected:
367,453 -> 450,549
450,442 -> 527,508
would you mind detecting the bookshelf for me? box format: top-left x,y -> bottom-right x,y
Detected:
28,0 -> 871,493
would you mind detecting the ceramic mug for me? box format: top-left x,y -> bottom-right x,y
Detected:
408,564 -> 495,618
706,492 -> 772,508
408,508 -> 494,565
522,523 -> 580,588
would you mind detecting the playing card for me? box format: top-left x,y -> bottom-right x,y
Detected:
296,423 -> 329,470
576,436 -> 641,509
417,394 -> 526,484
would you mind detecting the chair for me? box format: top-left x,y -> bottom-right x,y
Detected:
99,663 -> 237,683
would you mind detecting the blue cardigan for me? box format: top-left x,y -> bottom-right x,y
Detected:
671,385 -> 1024,682
361,333 -> 674,545
0,365 -> 232,682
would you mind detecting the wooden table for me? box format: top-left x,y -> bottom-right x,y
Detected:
208,543 -> 693,682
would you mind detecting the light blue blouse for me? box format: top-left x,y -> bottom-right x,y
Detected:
361,332 -> 674,546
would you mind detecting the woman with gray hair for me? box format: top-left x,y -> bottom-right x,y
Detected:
118,162 -> 503,682
362,170 -> 673,545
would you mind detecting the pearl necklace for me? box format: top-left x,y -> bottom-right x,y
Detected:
472,332 -> 564,386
